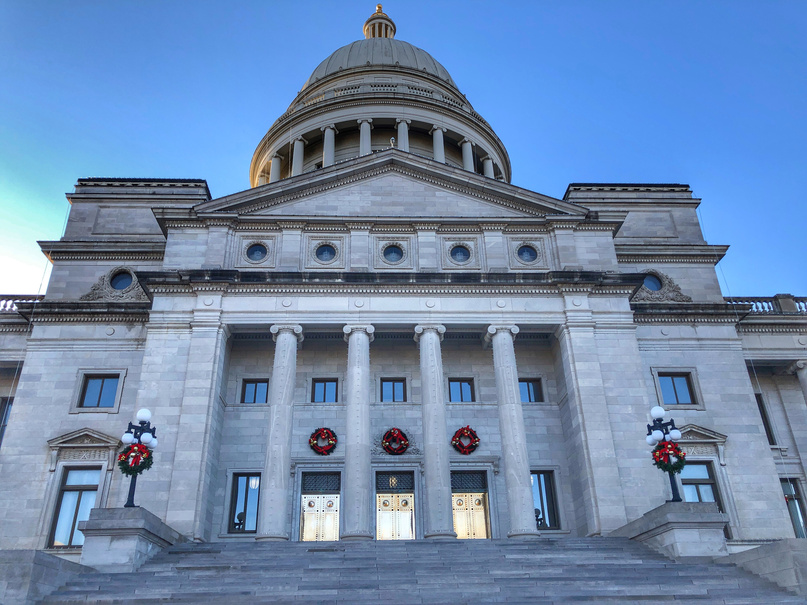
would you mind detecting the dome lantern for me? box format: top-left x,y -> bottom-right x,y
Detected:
363,4 -> 396,39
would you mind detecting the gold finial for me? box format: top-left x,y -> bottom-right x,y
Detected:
376,4 -> 383,13
363,4 -> 396,39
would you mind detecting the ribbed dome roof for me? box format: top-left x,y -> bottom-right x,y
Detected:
302,37 -> 457,91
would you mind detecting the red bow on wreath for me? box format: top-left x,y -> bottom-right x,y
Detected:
117,443 -> 154,477
651,440 -> 687,474
451,425 -> 480,455
309,427 -> 338,455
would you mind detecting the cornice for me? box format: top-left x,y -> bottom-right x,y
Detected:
13,301 -> 151,324
630,302 -> 751,324
39,240 -> 166,262
615,244 -> 729,264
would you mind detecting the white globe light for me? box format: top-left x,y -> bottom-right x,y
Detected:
150,438 -> 158,449
669,429 -> 682,441
650,406 -> 666,420
139,433 -> 153,445
646,435 -> 657,446
121,433 -> 134,444
136,408 -> 152,422
652,429 -> 664,442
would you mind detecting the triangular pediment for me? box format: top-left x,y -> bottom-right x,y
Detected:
678,424 -> 727,445
48,428 -> 121,449
194,150 -> 586,220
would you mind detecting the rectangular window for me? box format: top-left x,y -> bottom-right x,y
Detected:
519,379 -> 544,403
755,393 -> 776,445
680,462 -> 723,510
49,467 -> 101,548
229,473 -> 260,533
658,373 -> 695,405
782,479 -> 807,539
530,471 -> 559,530
79,375 -> 119,408
241,380 -> 269,404
380,378 -> 406,402
0,397 -> 12,449
311,379 -> 338,403
448,379 -> 474,402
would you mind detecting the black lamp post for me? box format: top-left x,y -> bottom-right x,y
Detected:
646,406 -> 683,502
121,408 -> 157,508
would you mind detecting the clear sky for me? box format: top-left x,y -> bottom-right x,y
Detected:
0,1 -> 804,296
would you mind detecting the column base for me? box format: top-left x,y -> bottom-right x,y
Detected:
340,531 -> 374,541
507,529 -> 541,539
255,533 -> 290,542
424,530 -> 458,540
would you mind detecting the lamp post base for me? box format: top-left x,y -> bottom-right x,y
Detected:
124,474 -> 138,508
668,471 -> 683,503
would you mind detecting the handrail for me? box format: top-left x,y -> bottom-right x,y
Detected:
0,295 -> 45,312
725,296 -> 807,314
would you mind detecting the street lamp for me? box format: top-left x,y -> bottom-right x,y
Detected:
646,406 -> 683,502
121,408 -> 158,508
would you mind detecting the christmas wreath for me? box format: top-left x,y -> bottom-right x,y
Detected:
381,428 -> 409,455
117,443 -> 154,477
652,440 -> 687,474
309,427 -> 338,455
451,425 -> 480,455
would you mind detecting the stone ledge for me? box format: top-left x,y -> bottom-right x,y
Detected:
0,549 -> 89,604
716,539 -> 807,595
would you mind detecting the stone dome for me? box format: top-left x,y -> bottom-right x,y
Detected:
302,38 -> 457,91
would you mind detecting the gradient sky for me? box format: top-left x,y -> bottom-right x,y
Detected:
1,1 -> 804,296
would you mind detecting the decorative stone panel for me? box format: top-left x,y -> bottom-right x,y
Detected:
506,236 -> 550,270
632,269 -> 692,302
372,235 -> 415,270
47,428 -> 121,471
304,235 -> 347,269
439,235 -> 482,270
80,267 -> 149,302
232,234 -> 277,268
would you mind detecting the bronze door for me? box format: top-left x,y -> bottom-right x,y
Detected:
452,493 -> 490,539
300,494 -> 340,541
376,493 -> 415,540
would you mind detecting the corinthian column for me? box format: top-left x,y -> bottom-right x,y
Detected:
486,325 -> 540,538
414,324 -> 456,539
256,324 -> 303,541
341,324 -> 375,540
430,126 -> 446,163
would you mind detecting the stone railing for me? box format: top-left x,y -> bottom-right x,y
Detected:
0,295 -> 44,313
725,295 -> 807,314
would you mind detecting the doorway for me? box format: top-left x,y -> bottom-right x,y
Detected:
300,472 -> 340,541
376,471 -> 415,540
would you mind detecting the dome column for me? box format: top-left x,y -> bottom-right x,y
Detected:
482,156 -> 495,178
430,125 -> 446,163
358,119 -> 373,156
396,119 -> 410,152
269,153 -> 284,183
321,125 -> 338,167
460,138 -> 475,172
291,136 -> 307,177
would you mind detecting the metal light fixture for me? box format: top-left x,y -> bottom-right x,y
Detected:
646,406 -> 683,502
121,408 -> 158,508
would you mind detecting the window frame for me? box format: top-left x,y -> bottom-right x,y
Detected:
781,478 -> 807,539
241,379 -> 270,404
48,465 -> 102,549
311,378 -> 339,403
380,378 -> 407,402
227,472 -> 261,534
530,470 -> 560,530
755,393 -> 777,446
70,369 -> 127,414
651,367 -> 704,410
0,396 -> 12,449
518,378 -> 544,403
448,378 -> 475,403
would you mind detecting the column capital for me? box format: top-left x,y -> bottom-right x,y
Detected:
320,124 -> 339,134
272,152 -> 285,161
292,135 -> 308,145
396,118 -> 411,125
787,360 -> 807,374
459,137 -> 475,147
270,324 -> 304,344
429,125 -> 446,135
343,324 -> 375,343
357,118 -> 374,127
484,324 -> 519,345
414,324 -> 446,343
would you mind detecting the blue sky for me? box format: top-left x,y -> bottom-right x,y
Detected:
1,1 -> 804,296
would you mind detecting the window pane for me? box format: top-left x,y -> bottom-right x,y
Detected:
682,484 -> 700,502
65,469 -> 101,486
658,376 -> 677,405
382,381 -> 393,402
245,478 -> 260,532
673,376 -> 692,404
519,382 -> 530,403
98,378 -> 118,408
324,381 -> 336,402
52,491 -> 79,546
255,382 -> 268,404
449,382 -> 461,402
393,381 -> 404,401
313,382 -> 325,402
680,463 -> 709,480
461,382 -> 472,402
243,383 -> 256,403
232,476 -> 247,529
782,479 -> 797,498
71,490 -> 98,546
697,484 -> 716,503
81,378 -> 102,407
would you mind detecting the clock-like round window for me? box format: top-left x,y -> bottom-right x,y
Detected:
315,244 -> 337,263
246,243 -> 267,261
450,245 -> 471,263
517,245 -> 538,263
110,271 -> 133,290
643,275 -> 663,291
383,244 -> 404,264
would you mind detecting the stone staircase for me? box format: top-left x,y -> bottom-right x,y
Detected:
40,538 -> 806,604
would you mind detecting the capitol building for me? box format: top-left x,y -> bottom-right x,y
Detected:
1,6 -> 806,600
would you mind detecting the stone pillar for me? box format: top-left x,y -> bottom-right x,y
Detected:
269,154 -> 283,182
460,138 -> 475,172
482,156 -> 495,178
414,324 -> 457,539
358,119 -> 373,156
341,324 -> 375,540
291,136 -> 307,177
790,360 -> 807,404
485,325 -> 541,538
396,118 -> 410,152
321,124 -> 338,167
256,324 -> 303,541
430,126 -> 446,163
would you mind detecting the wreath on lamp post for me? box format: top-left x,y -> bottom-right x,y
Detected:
117,443 -> 154,477
381,428 -> 409,455
652,440 -> 687,474
309,427 -> 338,456
451,425 -> 480,455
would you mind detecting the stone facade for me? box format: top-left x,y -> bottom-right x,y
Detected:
0,7 -> 805,563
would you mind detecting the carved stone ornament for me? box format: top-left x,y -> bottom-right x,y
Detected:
47,427 -> 122,471
81,266 -> 149,302
677,424 -> 727,466
631,269 -> 692,303
372,432 -> 422,456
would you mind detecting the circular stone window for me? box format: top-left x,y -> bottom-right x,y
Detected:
517,245 -> 538,263
382,244 -> 404,264
643,275 -> 663,291
315,244 -> 337,263
246,243 -> 268,262
450,245 -> 471,263
110,271 -> 133,290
